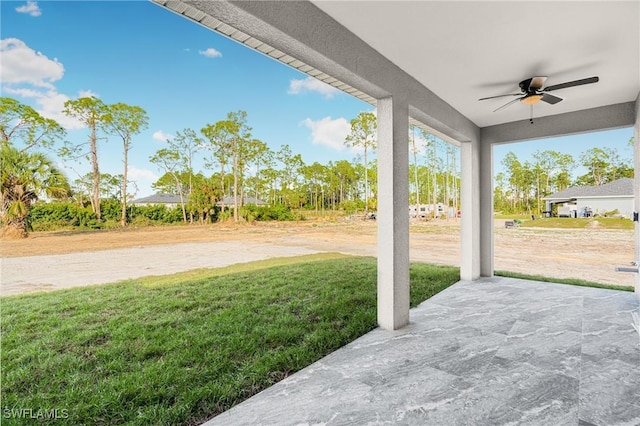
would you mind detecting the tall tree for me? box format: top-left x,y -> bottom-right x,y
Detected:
244,139 -> 272,201
421,130 -> 440,218
0,97 -> 65,152
171,128 -> 202,198
186,174 -> 220,224
61,97 -> 108,220
104,103 -> 148,226
577,147 -> 621,186
201,119 -> 236,217
276,144 -> 304,208
502,151 -> 529,212
331,160 -> 357,206
239,138 -> 269,203
1,145 -> 70,238
532,150 -> 575,210
344,112 -> 377,213
227,111 -> 251,221
409,126 -> 421,207
149,148 -> 188,223
302,162 -> 328,213
152,171 -> 192,195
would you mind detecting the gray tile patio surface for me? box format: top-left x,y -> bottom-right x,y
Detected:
205,277 -> 640,426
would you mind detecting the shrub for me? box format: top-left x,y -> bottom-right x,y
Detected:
604,209 -> 620,217
240,204 -> 297,221
100,199 -> 123,222
130,216 -> 155,227
29,202 -> 100,230
338,200 -> 364,214
130,204 -> 185,224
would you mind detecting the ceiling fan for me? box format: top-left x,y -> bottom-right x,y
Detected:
478,76 -> 599,113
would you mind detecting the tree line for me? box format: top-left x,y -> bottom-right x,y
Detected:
147,111 -> 461,222
0,93 -> 633,236
6,93 -> 629,238
495,144 -> 634,214
1,96 -> 148,237
1,96 -> 465,237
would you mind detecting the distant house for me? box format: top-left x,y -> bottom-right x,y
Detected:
543,178 -> 633,218
216,196 -> 266,207
131,193 -> 183,209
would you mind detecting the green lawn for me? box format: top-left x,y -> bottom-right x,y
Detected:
519,217 -> 633,230
1,255 -> 459,425
495,270 -> 634,292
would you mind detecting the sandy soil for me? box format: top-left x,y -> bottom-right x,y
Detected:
1,219 -> 635,296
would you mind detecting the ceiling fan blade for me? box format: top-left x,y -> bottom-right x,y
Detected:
541,93 -> 563,105
543,76 -> 599,92
529,76 -> 547,91
478,93 -> 521,101
493,97 -> 522,112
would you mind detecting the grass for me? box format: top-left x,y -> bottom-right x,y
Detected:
493,213 -> 531,220
515,217 -> 633,230
1,255 -> 459,426
495,270 -> 635,292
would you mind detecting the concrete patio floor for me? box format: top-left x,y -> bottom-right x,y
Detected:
205,277 -> 640,426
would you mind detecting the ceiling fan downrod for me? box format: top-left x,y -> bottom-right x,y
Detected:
530,104 -> 534,124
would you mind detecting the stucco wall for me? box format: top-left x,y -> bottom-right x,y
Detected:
576,197 -> 633,217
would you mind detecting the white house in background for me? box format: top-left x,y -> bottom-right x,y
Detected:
131,193 -> 183,209
543,178 -> 634,218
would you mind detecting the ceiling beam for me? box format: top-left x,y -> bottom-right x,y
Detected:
481,102 -> 636,145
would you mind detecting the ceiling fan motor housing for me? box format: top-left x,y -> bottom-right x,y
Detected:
519,78 -> 533,93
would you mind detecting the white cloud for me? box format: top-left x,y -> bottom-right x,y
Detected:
128,167 -> 160,198
152,130 -> 174,142
128,166 -> 159,181
302,117 -> 350,151
0,38 -> 63,88
2,87 -> 41,98
288,77 -> 340,99
0,39 -> 101,130
77,89 -> 99,98
35,90 -> 80,129
199,47 -> 222,58
3,86 -> 85,129
16,1 -> 41,17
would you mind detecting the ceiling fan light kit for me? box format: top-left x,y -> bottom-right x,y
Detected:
521,94 -> 543,105
479,75 -> 599,123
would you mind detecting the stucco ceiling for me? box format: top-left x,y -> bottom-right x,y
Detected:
311,1 -> 639,128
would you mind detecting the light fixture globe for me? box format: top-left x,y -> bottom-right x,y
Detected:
521,94 -> 543,105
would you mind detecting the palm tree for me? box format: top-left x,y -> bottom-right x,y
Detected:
1,145 -> 70,238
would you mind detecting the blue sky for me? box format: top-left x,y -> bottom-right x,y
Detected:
1,1 -> 634,197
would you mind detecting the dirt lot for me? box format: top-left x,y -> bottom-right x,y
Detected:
1,218 -> 635,296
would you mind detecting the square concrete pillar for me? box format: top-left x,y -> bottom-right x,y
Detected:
460,139 -> 481,280
634,94 -> 640,295
480,139 -> 494,277
377,97 -> 410,330
460,137 -> 494,280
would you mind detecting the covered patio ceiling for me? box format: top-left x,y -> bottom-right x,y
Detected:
154,0 -> 639,145
312,1 -> 639,129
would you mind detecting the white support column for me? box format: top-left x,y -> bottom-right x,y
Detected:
460,139 -> 480,280
377,96 -> 410,330
634,94 -> 640,295
480,138 -> 494,277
